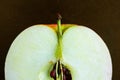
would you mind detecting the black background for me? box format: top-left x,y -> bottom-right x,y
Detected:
0,0 -> 120,80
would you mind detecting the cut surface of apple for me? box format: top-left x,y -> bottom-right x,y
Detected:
5,23 -> 112,80
62,26 -> 112,80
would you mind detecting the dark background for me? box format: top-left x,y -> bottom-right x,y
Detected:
0,0 -> 120,80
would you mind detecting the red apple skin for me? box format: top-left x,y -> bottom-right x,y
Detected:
36,24 -> 78,32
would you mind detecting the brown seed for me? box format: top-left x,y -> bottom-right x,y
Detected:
50,69 -> 56,78
63,74 -> 66,80
62,67 -> 66,73
62,65 -> 72,80
65,69 -> 70,75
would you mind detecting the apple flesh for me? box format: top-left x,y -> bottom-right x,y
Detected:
5,24 -> 112,80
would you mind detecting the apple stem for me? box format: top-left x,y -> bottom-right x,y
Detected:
57,13 -> 63,60
57,13 -> 62,36
56,13 -> 64,80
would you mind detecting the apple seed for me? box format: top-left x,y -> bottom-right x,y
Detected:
50,61 -> 72,80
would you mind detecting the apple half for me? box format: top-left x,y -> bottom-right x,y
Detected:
5,20 -> 112,80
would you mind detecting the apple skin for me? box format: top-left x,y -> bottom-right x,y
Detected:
45,24 -> 77,31
5,24 -> 112,80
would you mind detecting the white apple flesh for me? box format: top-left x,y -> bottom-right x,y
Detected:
5,25 -> 58,80
62,26 -> 112,80
5,24 -> 112,80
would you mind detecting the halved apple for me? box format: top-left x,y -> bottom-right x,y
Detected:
5,20 -> 112,80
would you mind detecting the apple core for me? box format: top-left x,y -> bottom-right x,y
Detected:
50,61 -> 72,80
